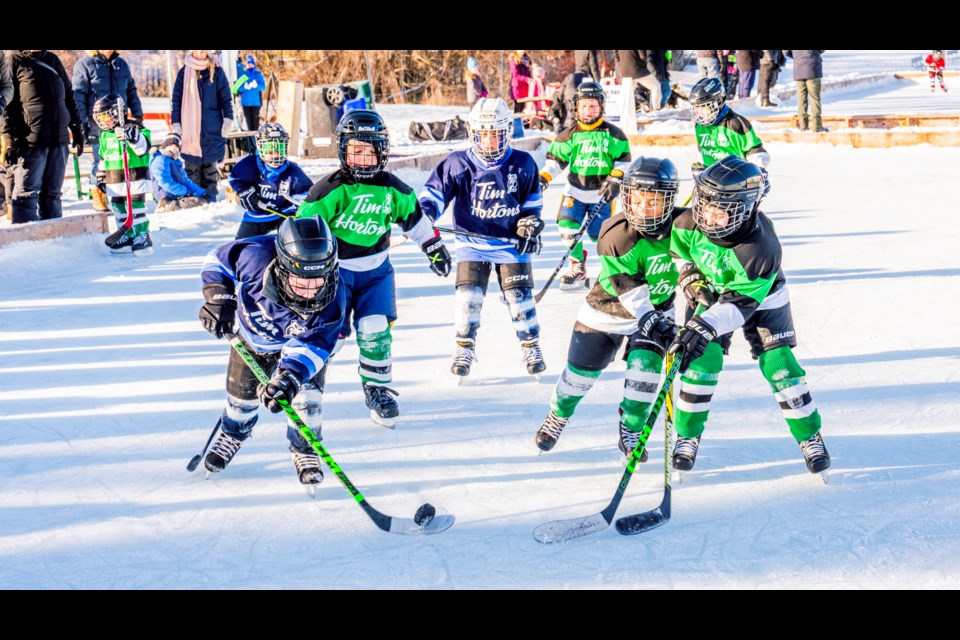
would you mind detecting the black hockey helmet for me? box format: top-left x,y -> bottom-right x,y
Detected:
337,109 -> 390,180
93,93 -> 125,130
620,157 -> 679,234
273,217 -> 339,314
573,80 -> 606,124
689,77 -> 726,126
256,123 -> 289,169
693,155 -> 765,240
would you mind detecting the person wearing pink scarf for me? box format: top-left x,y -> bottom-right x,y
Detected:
171,50 -> 233,200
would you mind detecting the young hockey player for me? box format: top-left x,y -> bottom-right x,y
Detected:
535,158 -> 681,460
667,155 -> 829,475
150,132 -> 209,212
93,94 -> 153,254
296,109 -> 451,427
926,50 -> 947,92
230,123 -> 313,239
198,217 -> 344,487
418,97 -> 546,380
539,81 -> 631,290
688,77 -> 770,188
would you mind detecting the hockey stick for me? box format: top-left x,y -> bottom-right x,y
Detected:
533,351 -> 682,543
433,226 -> 514,243
533,195 -> 610,303
616,352 -> 675,535
71,150 -> 85,200
186,415 -> 223,472
103,99 -> 136,247
227,333 -> 455,535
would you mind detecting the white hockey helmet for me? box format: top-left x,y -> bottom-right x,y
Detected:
468,97 -> 514,162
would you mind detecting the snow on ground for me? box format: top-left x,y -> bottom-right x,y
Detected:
1,51 -> 958,589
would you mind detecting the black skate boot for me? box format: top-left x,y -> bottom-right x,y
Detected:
108,233 -> 136,254
559,255 -> 587,290
672,435 -> 701,471
618,418 -> 649,463
291,450 -> 324,485
799,431 -> 831,474
450,340 -> 476,378
363,382 -> 399,428
535,410 -> 568,452
132,233 -> 153,255
521,339 -> 546,377
204,431 -> 244,473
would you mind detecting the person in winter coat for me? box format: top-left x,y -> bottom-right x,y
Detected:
171,50 -> 234,200
235,54 -> 265,131
784,50 -> 825,131
0,52 -> 12,218
696,50 -> 724,79
150,132 -> 209,212
736,50 -> 761,99
465,57 -> 487,105
925,50 -> 947,92
509,50 -> 532,113
758,50 -> 785,107
0,50 -> 84,224
575,50 -> 601,82
72,50 -> 143,212
548,71 -> 586,131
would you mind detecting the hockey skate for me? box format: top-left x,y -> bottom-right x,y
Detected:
450,340 -> 476,383
672,435 -> 701,471
204,431 -> 244,476
559,254 -> 588,291
292,450 -> 324,498
520,339 -> 546,379
618,419 -> 649,464
535,411 -> 568,452
132,233 -> 153,256
799,431 -> 831,475
362,382 -> 399,428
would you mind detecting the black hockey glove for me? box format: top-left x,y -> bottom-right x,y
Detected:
122,124 -> 142,145
678,264 -> 718,309
668,316 -> 717,373
515,215 -> 545,255
259,367 -> 302,413
237,186 -> 262,213
69,124 -> 84,156
626,310 -> 679,359
199,283 -> 237,339
421,234 -> 451,277
598,168 -> 624,202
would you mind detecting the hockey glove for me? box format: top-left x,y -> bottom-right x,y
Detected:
626,310 -> 679,359
421,234 -> 452,277
199,283 -> 237,339
69,124 -> 84,156
539,171 -> 552,193
515,215 -> 545,255
678,263 -> 718,309
258,367 -> 302,413
668,315 -> 717,373
598,168 -> 624,202
236,186 -> 262,213
123,124 -> 142,146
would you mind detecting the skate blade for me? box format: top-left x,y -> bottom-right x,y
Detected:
370,410 -> 398,429
133,248 -> 154,257
304,484 -> 318,499
531,372 -> 542,382
815,469 -> 830,485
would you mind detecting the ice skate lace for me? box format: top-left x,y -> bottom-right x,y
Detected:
209,433 -> 243,462
619,422 -> 642,452
292,450 -> 322,475
452,345 -> 476,369
539,412 -> 568,439
366,385 -> 399,406
521,342 -> 544,367
800,433 -> 827,460
673,435 -> 700,459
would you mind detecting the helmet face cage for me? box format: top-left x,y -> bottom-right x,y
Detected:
93,95 -> 124,130
274,259 -> 339,314
468,98 -> 514,162
690,78 -> 726,126
337,111 -> 390,179
256,124 -> 289,168
574,82 -> 605,125
273,219 -> 340,314
622,184 -> 677,232
693,182 -> 761,239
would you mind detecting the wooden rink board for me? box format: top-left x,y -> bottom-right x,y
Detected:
0,212 -> 110,247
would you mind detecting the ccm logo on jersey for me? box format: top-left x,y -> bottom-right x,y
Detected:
503,274 -> 529,283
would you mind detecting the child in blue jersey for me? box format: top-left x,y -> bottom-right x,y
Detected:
197,217 -> 345,488
229,123 -> 313,239
419,97 -> 547,379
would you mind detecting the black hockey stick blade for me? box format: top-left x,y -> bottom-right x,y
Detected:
615,487 -> 671,535
187,416 -> 222,472
104,222 -> 132,248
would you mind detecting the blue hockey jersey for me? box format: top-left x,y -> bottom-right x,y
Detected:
419,148 -> 543,264
228,155 -> 313,224
201,235 -> 346,383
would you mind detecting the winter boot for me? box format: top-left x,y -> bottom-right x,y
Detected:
291,450 -> 324,485
618,419 -> 648,463
520,339 -> 546,376
799,431 -> 831,474
672,435 -> 701,471
363,382 -> 399,428
559,255 -> 587,290
535,410 -> 568,452
91,188 -> 111,212
204,431 -> 244,473
450,339 -> 477,377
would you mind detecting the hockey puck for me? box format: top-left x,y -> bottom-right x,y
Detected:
414,503 -> 436,527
